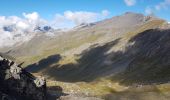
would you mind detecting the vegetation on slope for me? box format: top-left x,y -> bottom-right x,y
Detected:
4,13 -> 170,99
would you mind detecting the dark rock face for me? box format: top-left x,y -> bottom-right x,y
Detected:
34,26 -> 53,32
3,25 -> 16,32
43,26 -> 52,32
0,56 -> 47,100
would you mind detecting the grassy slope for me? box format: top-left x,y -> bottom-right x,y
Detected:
17,31 -> 106,67
18,19 -> 165,67
16,19 -> 170,99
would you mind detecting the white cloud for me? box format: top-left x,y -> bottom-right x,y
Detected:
16,21 -> 29,30
23,12 -> 47,30
124,0 -> 136,6
145,0 -> 170,15
0,12 -> 47,47
52,10 -> 110,28
155,0 -> 170,11
145,7 -> 154,15
0,31 -> 13,47
51,14 -> 74,29
102,10 -> 110,16
0,16 -> 21,27
23,12 -> 39,21
0,10 -> 110,47
54,10 -> 110,25
64,11 -> 99,25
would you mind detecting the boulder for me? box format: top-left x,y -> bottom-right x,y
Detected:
0,56 -> 47,100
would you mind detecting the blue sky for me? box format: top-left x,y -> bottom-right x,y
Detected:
0,0 -> 170,21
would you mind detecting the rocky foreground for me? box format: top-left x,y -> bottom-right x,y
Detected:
0,55 -> 46,100
0,54 -> 104,100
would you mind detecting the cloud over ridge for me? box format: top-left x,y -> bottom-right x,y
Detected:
145,0 -> 170,15
0,10 -> 110,48
124,0 -> 136,6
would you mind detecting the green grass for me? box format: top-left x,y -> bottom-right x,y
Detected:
17,32 -> 105,67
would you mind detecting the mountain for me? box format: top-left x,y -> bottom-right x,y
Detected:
1,12 -> 170,99
34,26 -> 54,32
3,25 -> 17,32
3,12 -> 165,64
73,23 -> 96,29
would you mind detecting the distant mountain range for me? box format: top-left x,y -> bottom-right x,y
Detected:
3,25 -> 54,33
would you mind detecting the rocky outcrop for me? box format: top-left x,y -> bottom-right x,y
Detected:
0,55 -> 47,100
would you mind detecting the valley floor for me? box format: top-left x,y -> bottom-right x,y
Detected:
46,79 -> 170,100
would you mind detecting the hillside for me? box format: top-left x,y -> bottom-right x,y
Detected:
1,12 -> 170,100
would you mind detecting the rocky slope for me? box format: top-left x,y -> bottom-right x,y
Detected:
0,54 -> 46,100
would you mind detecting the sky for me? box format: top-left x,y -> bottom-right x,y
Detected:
0,0 -> 170,21
0,0 -> 170,47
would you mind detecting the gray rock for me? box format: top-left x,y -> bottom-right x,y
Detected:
0,55 -> 47,100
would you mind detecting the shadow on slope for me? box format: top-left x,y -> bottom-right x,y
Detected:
26,29 -> 170,85
39,38 -> 121,82
25,54 -> 61,73
47,86 -> 68,100
112,29 -> 170,85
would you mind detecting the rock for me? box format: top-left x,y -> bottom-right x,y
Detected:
34,76 -> 46,88
0,55 -> 47,100
0,91 -> 16,100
